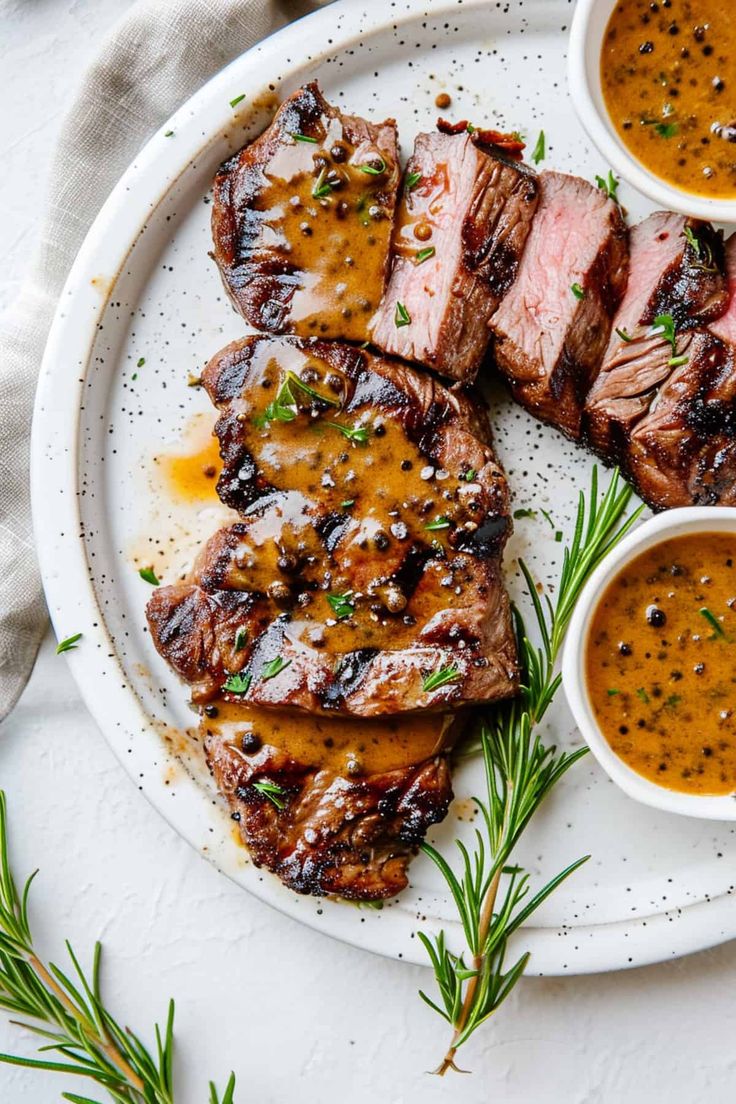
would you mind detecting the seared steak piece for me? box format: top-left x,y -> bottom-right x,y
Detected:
627,234 -> 736,508
370,128 -> 539,382
490,171 -> 628,438
202,701 -> 457,899
584,212 -> 728,461
147,335 -> 518,715
211,82 -> 400,341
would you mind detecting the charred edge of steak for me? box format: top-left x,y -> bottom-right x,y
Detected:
627,330 -> 736,509
436,116 -> 527,161
645,219 -> 727,330
205,733 -> 453,899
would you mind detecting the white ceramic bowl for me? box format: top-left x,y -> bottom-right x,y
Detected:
563,507 -> 736,820
568,0 -> 736,223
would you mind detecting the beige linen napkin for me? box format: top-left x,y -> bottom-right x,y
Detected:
0,0 -> 325,720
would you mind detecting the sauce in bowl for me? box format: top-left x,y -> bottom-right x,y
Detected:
601,0 -> 736,199
586,532 -> 736,795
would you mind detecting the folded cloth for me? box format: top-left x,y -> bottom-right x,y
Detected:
0,0 -> 325,721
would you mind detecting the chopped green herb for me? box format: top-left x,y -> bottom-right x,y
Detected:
261,656 -> 291,681
223,672 -> 251,695
513,508 -> 537,520
595,170 -> 619,202
405,170 -> 422,192
137,357 -> 145,368
138,567 -> 159,586
415,246 -> 436,264
327,591 -> 355,620
341,499 -> 355,508
131,373 -> 137,381
571,282 -> 585,300
615,327 -> 633,343
56,633 -> 82,655
229,94 -> 246,108
234,626 -> 248,651
668,354 -> 689,369
164,130 -> 174,138
651,313 -> 677,354
607,688 -> 620,696
252,780 -> 286,809
422,666 -> 461,693
290,132 -> 318,143
359,157 -> 386,176
540,508 -> 556,531
463,469 -> 477,482
395,301 -> 411,327
326,421 -> 369,444
636,687 -> 650,704
554,531 -> 563,543
700,607 -> 725,637
531,130 -> 546,165
466,122 -> 476,134
286,370 -> 341,407
665,694 -> 682,709
425,516 -> 451,531
312,168 -> 334,199
655,121 -> 678,139
356,899 -> 384,910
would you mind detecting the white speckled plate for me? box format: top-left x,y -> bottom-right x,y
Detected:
32,0 -> 736,975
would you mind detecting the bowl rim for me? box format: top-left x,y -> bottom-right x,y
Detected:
568,0 -> 736,223
562,506 -> 736,821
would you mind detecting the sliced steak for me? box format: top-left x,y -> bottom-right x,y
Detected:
490,171 -> 629,438
146,334 -> 518,715
370,128 -> 539,382
202,701 -> 458,899
211,82 -> 400,341
627,234 -> 736,508
584,212 -> 728,462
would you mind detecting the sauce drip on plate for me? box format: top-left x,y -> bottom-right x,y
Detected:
601,0 -> 736,199
586,532 -> 736,795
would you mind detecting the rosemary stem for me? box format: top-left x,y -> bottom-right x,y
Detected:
26,950 -> 147,1093
436,783 -> 514,1075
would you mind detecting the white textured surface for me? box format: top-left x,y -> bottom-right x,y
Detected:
3,1 -> 736,1100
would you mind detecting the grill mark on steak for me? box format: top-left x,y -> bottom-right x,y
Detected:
204,712 -> 456,899
146,334 -> 518,715
626,235 -> 736,508
369,128 -> 539,382
490,171 -> 629,439
211,82 -> 400,341
584,213 -> 728,467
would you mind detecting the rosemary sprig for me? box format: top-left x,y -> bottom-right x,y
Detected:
0,790 -> 234,1101
419,468 -> 642,1075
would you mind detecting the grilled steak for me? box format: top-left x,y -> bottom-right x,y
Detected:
490,171 -> 628,438
370,127 -> 539,382
147,335 -> 518,715
626,234 -> 736,508
584,212 -> 728,462
202,701 -> 457,899
211,82 -> 400,341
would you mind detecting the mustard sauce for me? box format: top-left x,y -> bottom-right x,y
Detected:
586,532 -> 736,795
601,0 -> 736,199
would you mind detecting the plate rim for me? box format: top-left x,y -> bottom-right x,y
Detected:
30,0 -> 736,976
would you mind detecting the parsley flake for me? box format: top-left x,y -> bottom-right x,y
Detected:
138,567 -> 159,586
261,656 -> 291,681
395,301 -> 411,327
229,94 -> 246,108
327,591 -> 355,620
531,130 -> 546,165
223,672 -> 251,695
56,633 -> 82,655
571,282 -> 585,300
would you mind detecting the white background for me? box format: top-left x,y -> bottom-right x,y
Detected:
2,1 -> 736,1100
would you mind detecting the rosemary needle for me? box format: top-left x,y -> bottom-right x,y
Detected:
0,791 -> 235,1101
418,467 -> 642,1074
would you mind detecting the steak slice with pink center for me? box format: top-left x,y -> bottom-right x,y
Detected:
490,171 -> 628,439
369,128 -> 539,383
584,212 -> 728,463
